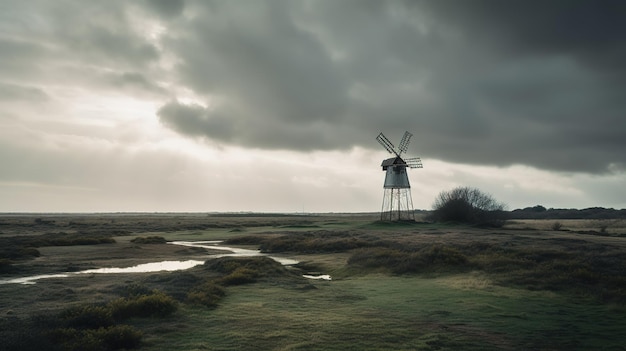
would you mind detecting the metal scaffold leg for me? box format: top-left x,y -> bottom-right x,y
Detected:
381,187 -> 415,222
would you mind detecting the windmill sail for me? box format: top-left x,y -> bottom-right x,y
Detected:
398,131 -> 412,154
376,133 -> 397,155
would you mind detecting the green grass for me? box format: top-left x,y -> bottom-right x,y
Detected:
138,273 -> 626,351
4,215 -> 626,350
130,236 -> 167,244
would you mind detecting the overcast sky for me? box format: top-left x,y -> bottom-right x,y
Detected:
1,0 -> 625,213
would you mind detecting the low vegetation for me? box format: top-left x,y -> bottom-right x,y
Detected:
0,232 -> 115,266
226,229 -> 626,303
2,214 -> 626,350
130,236 -> 167,244
225,230 -> 386,253
1,255 -> 300,351
348,244 -> 468,274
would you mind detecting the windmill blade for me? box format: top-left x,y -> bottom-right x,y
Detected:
398,131 -> 413,155
404,157 -> 423,169
376,133 -> 398,155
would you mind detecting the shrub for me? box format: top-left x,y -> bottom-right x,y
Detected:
218,267 -> 257,286
60,305 -> 114,329
130,236 -> 167,244
205,256 -> 287,278
52,325 -> 142,351
430,187 -> 507,227
422,245 -> 468,266
348,245 -> 468,274
187,282 -> 226,307
19,247 -> 40,257
0,258 -> 14,273
116,283 -> 153,298
109,291 -> 178,320
551,222 -> 563,231
98,325 -> 143,350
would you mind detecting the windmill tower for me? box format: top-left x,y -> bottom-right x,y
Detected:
376,131 -> 423,221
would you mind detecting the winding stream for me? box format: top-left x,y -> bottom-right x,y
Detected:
0,241 -> 330,285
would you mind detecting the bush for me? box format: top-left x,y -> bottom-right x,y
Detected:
60,305 -> 114,329
187,282 -> 226,307
98,325 -> 143,350
348,244 -> 468,274
0,258 -> 14,273
19,247 -> 40,257
218,267 -> 258,286
204,256 -> 287,278
130,236 -> 167,244
52,325 -> 142,351
109,291 -> 178,320
430,187 -> 507,227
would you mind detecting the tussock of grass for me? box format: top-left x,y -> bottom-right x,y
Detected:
130,236 -> 167,244
187,281 -> 226,307
4,290 -> 176,351
0,233 -> 115,264
226,231 -> 385,253
109,291 -> 178,320
51,325 -> 143,351
203,256 -> 293,279
348,244 -> 469,274
60,305 -> 114,330
462,244 -> 626,303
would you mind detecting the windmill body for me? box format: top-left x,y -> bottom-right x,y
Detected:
376,132 -> 422,221
382,157 -> 411,189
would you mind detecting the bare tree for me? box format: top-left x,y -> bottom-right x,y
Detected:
430,187 -> 507,227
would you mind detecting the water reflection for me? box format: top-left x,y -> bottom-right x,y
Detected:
302,274 -> 332,281
171,241 -> 299,265
80,260 -> 205,274
0,240 -> 303,285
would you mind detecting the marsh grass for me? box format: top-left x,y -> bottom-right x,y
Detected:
348,244 -> 468,274
138,274 -> 626,351
130,236 -> 167,244
226,231 -> 385,253
2,290 -> 176,351
0,232 -> 115,264
3,215 -> 626,350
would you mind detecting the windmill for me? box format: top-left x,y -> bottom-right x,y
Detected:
376,131 -> 423,221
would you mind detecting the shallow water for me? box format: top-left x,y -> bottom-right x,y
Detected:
171,240 -> 299,265
302,274 -> 332,281
0,240 -> 315,285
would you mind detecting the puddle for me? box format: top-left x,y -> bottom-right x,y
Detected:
0,240 -> 324,285
80,260 -> 205,274
302,274 -> 332,281
2,273 -> 72,285
171,241 -> 299,265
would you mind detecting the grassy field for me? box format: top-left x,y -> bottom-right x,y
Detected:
1,213 -> 625,350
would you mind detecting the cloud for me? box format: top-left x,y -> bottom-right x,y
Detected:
147,0 -> 626,174
0,82 -> 48,102
415,0 -> 626,69
144,0 -> 185,18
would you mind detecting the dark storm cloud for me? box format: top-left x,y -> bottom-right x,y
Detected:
416,0 -> 626,70
154,0 -> 625,173
2,0 -> 624,173
157,100 -> 354,151
0,0 -> 160,88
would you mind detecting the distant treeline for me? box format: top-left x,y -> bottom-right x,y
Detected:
508,206 -> 626,219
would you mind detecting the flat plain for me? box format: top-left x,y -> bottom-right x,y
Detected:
1,213 -> 625,350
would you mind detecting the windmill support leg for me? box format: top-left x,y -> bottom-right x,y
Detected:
381,187 -> 415,222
